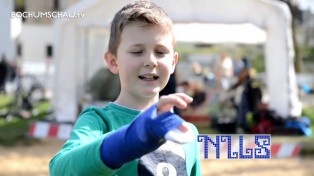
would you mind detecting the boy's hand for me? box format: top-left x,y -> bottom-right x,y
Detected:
156,93 -> 194,143
157,93 -> 193,114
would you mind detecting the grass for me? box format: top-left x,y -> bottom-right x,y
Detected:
302,106 -> 314,139
0,94 -> 13,108
302,106 -> 314,121
0,95 -> 53,146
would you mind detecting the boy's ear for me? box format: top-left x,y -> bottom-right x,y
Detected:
171,52 -> 179,73
104,52 -> 119,74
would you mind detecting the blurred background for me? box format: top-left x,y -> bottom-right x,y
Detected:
0,0 -> 314,175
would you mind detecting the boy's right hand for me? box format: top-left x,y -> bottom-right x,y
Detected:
155,93 -> 194,143
157,93 -> 193,114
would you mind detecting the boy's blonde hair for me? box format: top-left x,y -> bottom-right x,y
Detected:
108,0 -> 174,56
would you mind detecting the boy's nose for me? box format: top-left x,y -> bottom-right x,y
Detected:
144,53 -> 158,68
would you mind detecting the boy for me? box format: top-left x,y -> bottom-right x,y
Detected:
49,1 -> 201,175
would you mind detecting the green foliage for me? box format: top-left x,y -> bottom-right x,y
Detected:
301,47 -> 314,62
302,106 -> 314,139
196,124 -> 220,134
14,0 -> 25,12
0,94 -> 13,108
251,54 -> 265,73
302,106 -> 314,122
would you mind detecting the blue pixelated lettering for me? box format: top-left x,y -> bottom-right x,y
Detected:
208,135 -> 220,159
198,134 -> 271,159
221,135 -> 238,159
197,135 -> 209,159
239,135 -> 253,159
198,135 -> 220,159
254,135 -> 271,159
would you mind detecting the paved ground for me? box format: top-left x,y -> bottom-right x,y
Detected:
201,157 -> 314,176
0,138 -> 313,176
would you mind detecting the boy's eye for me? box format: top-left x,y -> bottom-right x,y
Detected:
155,50 -> 165,55
130,51 -> 143,55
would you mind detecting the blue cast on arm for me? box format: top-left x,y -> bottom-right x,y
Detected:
100,104 -> 184,169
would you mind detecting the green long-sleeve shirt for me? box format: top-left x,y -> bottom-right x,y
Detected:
49,102 -> 201,176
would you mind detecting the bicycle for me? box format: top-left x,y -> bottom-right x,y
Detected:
0,74 -> 47,122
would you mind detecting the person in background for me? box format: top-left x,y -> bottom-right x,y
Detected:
0,55 -> 9,94
213,53 -> 234,90
230,57 -> 262,133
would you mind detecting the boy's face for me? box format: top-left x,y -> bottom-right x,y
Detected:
106,22 -> 178,99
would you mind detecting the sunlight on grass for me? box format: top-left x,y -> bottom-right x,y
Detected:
303,106 -> 314,121
0,94 -> 13,108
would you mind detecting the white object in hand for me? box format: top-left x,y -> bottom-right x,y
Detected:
165,122 -> 194,144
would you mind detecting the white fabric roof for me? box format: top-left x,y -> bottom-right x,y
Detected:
173,23 -> 266,44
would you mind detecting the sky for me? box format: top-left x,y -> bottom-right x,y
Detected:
298,0 -> 314,12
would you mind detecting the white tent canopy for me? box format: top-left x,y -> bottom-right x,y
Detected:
53,0 -> 301,122
173,23 -> 266,44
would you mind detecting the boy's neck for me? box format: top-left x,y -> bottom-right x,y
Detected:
114,93 -> 159,111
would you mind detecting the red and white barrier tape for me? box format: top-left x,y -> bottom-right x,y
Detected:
271,143 -> 301,158
28,121 -> 73,140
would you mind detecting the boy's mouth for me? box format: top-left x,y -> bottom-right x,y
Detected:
138,74 -> 159,81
